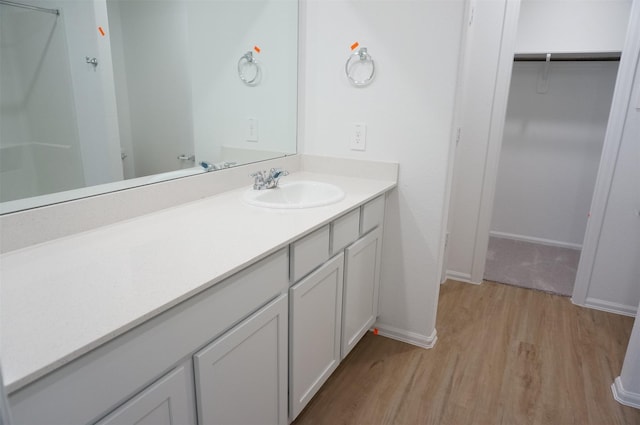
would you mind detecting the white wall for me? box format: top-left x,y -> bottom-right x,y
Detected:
188,0 -> 298,166
302,0 -> 465,344
62,0 -> 123,186
490,61 -> 618,248
445,0 -> 511,283
583,51 -> 640,315
615,301 -> 640,407
105,1 -> 135,180
516,0 -> 631,54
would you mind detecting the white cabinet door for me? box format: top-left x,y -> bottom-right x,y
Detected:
289,253 -> 344,420
95,363 -> 195,425
194,294 -> 288,425
342,227 -> 382,359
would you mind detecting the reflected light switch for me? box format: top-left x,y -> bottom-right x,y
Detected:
247,118 -> 258,142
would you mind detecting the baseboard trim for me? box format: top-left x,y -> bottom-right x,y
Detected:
372,323 -> 438,349
584,297 -> 637,317
612,377 -> 640,409
489,231 -> 582,250
445,270 -> 481,285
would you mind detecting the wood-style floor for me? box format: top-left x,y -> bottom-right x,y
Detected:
293,280 -> 640,425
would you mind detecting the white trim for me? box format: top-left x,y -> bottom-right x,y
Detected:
469,0 -> 521,284
372,324 -> 438,349
572,1 -> 640,306
445,270 -> 481,285
439,0 -> 474,289
612,377 -> 640,409
582,298 -> 637,317
489,231 -> 582,250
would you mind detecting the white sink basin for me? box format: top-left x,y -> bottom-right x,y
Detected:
243,180 -> 345,209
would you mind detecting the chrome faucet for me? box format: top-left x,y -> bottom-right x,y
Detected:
250,168 -> 289,190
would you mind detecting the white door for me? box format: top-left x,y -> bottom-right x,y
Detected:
342,227 -> 382,359
194,294 -> 288,425
96,364 -> 195,425
289,253 -> 344,420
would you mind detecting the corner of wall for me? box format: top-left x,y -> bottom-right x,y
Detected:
373,323 -> 438,350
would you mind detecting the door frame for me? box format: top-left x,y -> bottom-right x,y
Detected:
571,1 -> 640,308
454,0 -> 639,312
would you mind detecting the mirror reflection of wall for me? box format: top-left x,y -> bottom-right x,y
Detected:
188,0 -> 298,168
0,0 -> 298,210
108,0 -> 195,179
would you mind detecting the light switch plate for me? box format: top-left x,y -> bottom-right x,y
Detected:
247,118 -> 258,142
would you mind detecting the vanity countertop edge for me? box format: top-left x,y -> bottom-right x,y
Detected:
0,169 -> 397,394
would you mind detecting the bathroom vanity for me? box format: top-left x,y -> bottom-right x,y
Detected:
0,157 -> 397,425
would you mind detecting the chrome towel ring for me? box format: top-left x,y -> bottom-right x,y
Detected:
238,51 -> 261,86
345,47 -> 375,87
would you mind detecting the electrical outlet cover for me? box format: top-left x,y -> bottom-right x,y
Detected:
350,123 -> 366,151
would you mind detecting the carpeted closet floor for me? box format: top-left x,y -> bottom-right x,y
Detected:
484,236 -> 581,296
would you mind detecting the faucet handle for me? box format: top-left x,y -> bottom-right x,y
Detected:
270,168 -> 289,178
250,170 -> 268,189
200,161 -> 217,172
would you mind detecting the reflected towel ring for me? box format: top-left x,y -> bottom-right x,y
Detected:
238,51 -> 261,86
345,47 -> 375,87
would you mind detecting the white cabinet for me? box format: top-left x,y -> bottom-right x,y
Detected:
342,226 -> 383,359
194,294 -> 288,425
289,253 -> 344,420
95,364 -> 195,425
6,192 -> 389,425
8,249 -> 288,425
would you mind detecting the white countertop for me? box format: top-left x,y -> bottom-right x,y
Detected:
0,171 -> 396,393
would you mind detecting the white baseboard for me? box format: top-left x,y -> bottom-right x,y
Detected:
372,323 -> 438,349
612,377 -> 640,409
489,231 -> 582,250
445,270 -> 481,285
584,297 -> 637,317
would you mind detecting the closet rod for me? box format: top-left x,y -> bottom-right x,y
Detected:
514,52 -> 621,62
0,0 -> 59,15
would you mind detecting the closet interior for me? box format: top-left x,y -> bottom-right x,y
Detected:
483,2 -> 630,296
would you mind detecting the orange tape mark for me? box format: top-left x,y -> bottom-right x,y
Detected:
254,45 -> 261,53
373,328 -> 379,335
98,26 -> 106,37
350,41 -> 359,51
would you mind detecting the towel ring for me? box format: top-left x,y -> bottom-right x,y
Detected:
238,51 -> 260,86
345,47 -> 375,87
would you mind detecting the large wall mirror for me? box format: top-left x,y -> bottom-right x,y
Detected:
0,0 -> 298,214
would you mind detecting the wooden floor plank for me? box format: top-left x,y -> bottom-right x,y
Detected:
293,280 -> 640,425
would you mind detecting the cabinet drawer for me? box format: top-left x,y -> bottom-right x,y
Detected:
290,225 -> 330,282
360,195 -> 385,235
331,209 -> 360,254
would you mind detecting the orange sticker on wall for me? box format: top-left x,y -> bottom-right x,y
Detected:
254,45 -> 261,53
98,26 -> 106,36
350,41 -> 359,51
